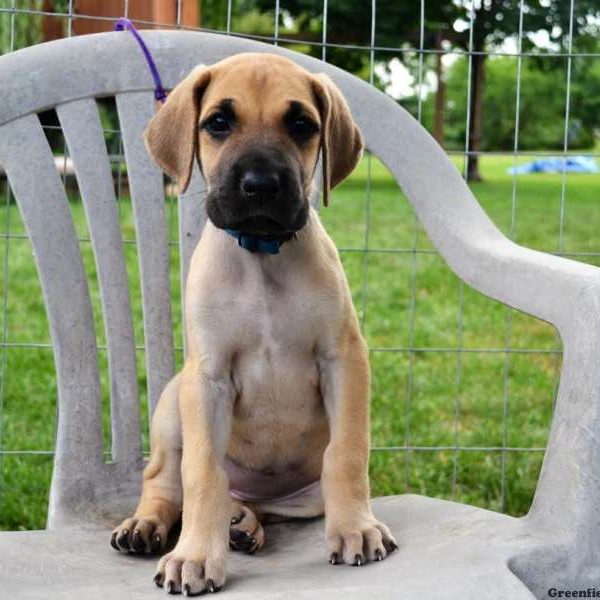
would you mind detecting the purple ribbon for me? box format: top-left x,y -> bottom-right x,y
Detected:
114,17 -> 167,104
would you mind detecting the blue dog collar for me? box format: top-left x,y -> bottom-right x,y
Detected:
225,229 -> 293,254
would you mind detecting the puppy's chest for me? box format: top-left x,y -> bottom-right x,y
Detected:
196,263 -> 336,401
202,265 -> 332,351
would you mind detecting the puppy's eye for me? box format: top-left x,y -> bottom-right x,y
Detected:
204,113 -> 231,137
288,117 -> 318,140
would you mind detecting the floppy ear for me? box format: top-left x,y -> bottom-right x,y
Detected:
144,65 -> 211,193
311,73 -> 364,207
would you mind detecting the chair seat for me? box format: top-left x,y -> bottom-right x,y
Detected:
0,494 -> 548,599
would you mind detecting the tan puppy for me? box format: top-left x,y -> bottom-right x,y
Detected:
111,53 -> 397,595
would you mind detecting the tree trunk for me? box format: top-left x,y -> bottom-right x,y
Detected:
466,47 -> 486,182
433,34 -> 445,146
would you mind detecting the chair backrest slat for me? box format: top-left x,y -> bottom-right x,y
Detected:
115,92 -> 175,416
178,165 -> 207,353
57,98 -> 141,466
0,115 -> 104,472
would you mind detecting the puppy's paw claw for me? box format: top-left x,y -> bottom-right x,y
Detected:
116,529 -> 130,551
131,530 -> 145,552
109,531 -> 119,551
151,533 -> 163,554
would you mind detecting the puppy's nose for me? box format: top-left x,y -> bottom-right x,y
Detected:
241,170 -> 280,197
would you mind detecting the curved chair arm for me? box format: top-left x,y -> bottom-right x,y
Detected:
349,80 -> 600,332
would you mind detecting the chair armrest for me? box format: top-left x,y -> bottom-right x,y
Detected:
325,69 -> 600,333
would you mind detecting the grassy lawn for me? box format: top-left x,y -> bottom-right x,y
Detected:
1,151 -> 599,530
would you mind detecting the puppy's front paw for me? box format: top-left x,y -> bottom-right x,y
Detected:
154,536 -> 227,595
111,516 -> 168,554
326,514 -> 398,566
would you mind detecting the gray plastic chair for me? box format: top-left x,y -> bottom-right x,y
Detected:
0,30 -> 599,600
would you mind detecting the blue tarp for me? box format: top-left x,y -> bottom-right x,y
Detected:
507,156 -> 599,175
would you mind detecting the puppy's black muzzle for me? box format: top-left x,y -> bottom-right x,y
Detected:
206,147 -> 309,236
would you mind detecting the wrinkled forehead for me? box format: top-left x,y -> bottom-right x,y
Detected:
200,56 -> 320,122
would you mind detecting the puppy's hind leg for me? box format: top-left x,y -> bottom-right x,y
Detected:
111,374 -> 183,555
229,500 -> 265,554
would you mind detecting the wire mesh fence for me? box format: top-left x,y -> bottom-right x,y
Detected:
1,0 -> 599,530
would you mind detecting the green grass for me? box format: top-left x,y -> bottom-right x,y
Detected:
1,151 -> 599,530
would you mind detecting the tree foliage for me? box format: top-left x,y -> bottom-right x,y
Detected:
245,0 -> 456,84
424,53 -> 600,152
